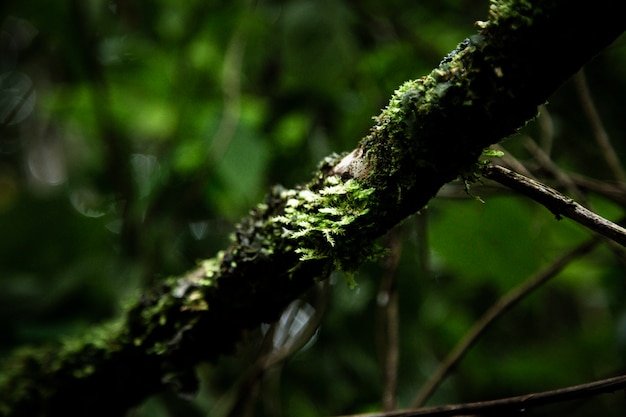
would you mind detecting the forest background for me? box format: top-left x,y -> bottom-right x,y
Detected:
1,0 -> 626,416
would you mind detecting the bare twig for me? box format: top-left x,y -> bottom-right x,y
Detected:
537,104 -> 555,155
207,1 -> 250,163
491,144 -> 535,178
378,229 -> 403,411
522,136 -> 626,264
342,373 -> 626,417
414,212 -> 432,279
574,70 -> 626,185
483,164 -> 626,247
569,172 -> 626,207
411,237 -> 599,407
523,137 -> 587,203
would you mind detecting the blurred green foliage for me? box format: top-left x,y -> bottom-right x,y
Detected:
1,0 -> 626,416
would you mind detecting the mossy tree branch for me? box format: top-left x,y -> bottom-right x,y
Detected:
1,1 -> 625,416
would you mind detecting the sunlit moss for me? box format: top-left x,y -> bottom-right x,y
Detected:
182,290 -> 209,312
487,0 -> 539,29
378,79 -> 425,125
271,176 -> 380,284
201,255 -> 222,280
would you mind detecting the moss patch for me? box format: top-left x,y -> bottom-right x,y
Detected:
270,176 -> 381,286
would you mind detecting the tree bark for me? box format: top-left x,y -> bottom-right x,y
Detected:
1,1 -> 625,416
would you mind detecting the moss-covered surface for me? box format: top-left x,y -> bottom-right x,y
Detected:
1,1 -> 625,416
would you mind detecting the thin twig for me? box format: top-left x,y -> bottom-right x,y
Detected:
382,284 -> 400,411
377,228 -> 403,411
574,70 -> 626,185
483,164 -> 626,247
411,237 -> 599,408
537,104 -> 555,156
569,172 -> 626,207
491,144 -> 535,178
341,373 -> 626,417
208,4 -> 249,163
523,137 -> 587,203
522,137 -> 626,264
415,212 -> 432,279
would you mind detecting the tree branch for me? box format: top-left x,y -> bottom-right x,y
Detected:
482,164 -> 626,247
411,237 -> 600,407
378,229 -> 403,411
1,1 -> 626,416
341,373 -> 626,417
574,70 -> 626,185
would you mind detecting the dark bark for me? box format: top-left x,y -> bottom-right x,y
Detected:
1,1 -> 625,416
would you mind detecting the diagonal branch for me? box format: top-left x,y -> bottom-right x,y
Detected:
1,1 -> 626,416
574,70 -> 626,185
482,164 -> 626,247
411,237 -> 600,407
340,373 -> 626,417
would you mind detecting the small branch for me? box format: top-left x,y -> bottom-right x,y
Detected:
492,144 -> 535,179
537,104 -> 555,155
207,1 -> 250,163
569,172 -> 626,207
378,229 -> 403,411
521,139 -> 626,265
482,164 -> 626,247
341,373 -> 626,417
414,212 -> 432,280
574,70 -> 626,185
411,237 -> 599,407
523,136 -> 586,203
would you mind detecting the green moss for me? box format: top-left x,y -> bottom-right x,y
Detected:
460,148 -> 506,200
141,296 -> 170,324
484,0 -> 544,30
378,79 -> 425,124
272,176 -> 380,284
147,341 -> 168,356
182,289 -> 209,312
73,364 -> 95,378
201,254 -> 222,281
